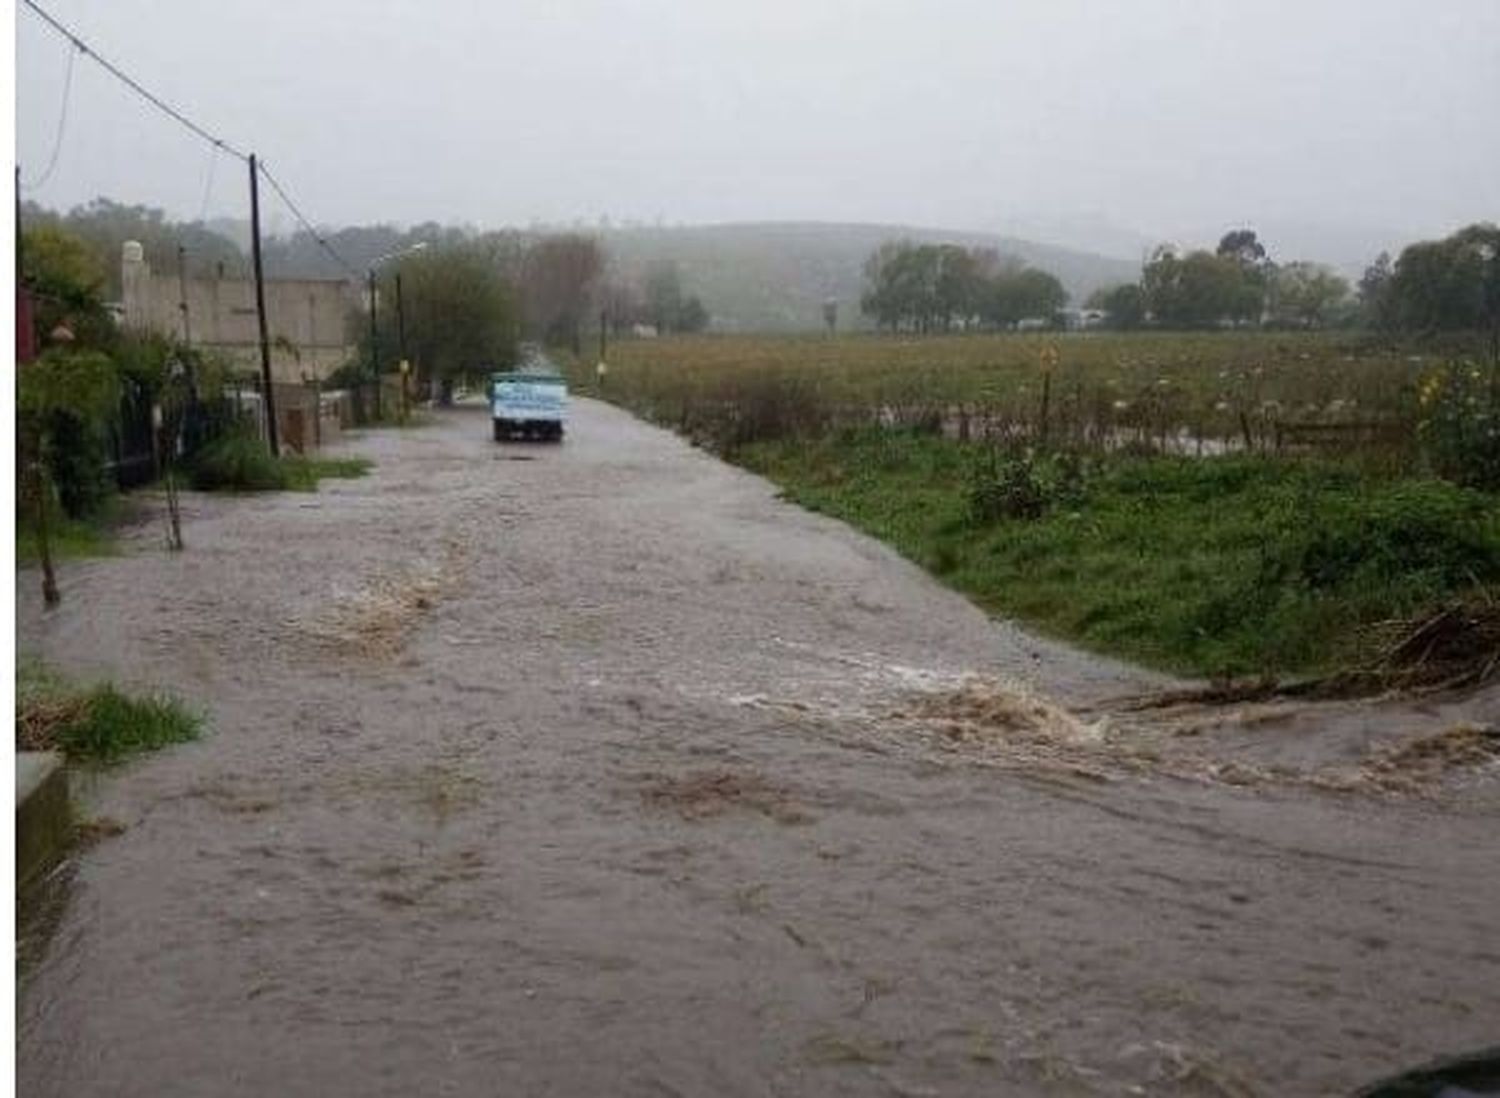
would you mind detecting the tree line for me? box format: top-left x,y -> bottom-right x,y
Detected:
1089,224 -> 1499,336
860,242 -> 1067,332
20,199 -> 716,393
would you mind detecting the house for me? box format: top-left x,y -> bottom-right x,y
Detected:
119,241 -> 357,382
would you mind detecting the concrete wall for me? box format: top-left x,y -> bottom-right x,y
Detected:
121,244 -> 357,383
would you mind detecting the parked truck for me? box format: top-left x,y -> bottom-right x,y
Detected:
489,369 -> 567,442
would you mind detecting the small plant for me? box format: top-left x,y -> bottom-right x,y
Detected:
190,428 -> 287,491
1418,360 -> 1500,490
966,450 -> 1090,525
17,662 -> 201,763
969,454 -> 1049,522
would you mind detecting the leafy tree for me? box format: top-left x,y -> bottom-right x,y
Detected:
644,259 -> 685,332
521,234 -> 603,352
862,241 -> 1062,332
20,224 -> 115,348
1358,251 -> 1395,330
23,198 -> 246,293
1268,262 -> 1350,328
18,350 -> 122,605
1087,283 -> 1146,329
369,244 -> 519,399
676,295 -> 710,333
1384,224 -> 1500,344
1142,246 -> 1260,327
1216,228 -> 1268,269
982,267 -> 1067,327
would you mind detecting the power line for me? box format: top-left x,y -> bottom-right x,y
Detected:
20,0 -> 248,162
20,37 -> 76,190
194,142 -> 220,223
255,161 -> 361,278
20,0 -> 360,281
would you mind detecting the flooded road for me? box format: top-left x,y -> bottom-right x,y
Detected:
16,400 -> 1500,1096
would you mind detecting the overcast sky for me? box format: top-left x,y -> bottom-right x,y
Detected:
14,0 -> 1500,261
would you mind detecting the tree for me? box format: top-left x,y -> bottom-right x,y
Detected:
644,259 -> 684,332
1217,228 -> 1268,269
1383,223 -> 1500,344
1358,251 -> 1395,330
1087,283 -> 1146,329
1142,246 -> 1259,327
21,224 -> 116,348
521,234 -> 603,352
862,241 -> 1062,332
377,244 -> 519,400
1269,262 -> 1350,328
23,198 -> 246,293
18,350 -> 122,605
676,295 -> 710,333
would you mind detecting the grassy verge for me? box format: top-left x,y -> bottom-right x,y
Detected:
15,495 -> 134,565
191,430 -> 372,492
16,661 -> 202,763
17,513 -> 117,564
740,429 -> 1500,679
281,455 -> 373,491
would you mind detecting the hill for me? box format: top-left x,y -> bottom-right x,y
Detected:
598,221 -> 1140,332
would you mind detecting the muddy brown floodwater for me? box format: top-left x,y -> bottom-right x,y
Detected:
16,400 -> 1500,1097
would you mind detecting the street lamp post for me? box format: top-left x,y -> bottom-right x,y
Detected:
366,242 -> 428,422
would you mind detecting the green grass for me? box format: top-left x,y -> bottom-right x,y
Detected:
741,430 -> 1500,679
16,513 -> 117,564
190,430 -> 372,492
281,455 -> 373,491
17,661 -> 202,763
15,495 -> 132,565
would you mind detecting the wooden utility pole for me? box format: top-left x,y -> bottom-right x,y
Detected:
248,154 -> 279,453
368,268 -> 381,420
177,244 -> 192,348
395,272 -> 408,419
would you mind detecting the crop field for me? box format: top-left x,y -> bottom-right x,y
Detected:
569,332 -> 1500,680
574,331 -> 1454,461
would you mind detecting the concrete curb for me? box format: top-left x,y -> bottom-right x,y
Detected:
17,752 -> 70,889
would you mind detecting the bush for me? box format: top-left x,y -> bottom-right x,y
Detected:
1418,360 -> 1500,490
190,429 -> 287,491
17,663 -> 201,763
1270,482 -> 1500,593
43,409 -> 114,518
967,450 -> 1089,524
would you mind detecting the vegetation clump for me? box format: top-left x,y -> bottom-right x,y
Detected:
189,428 -> 372,492
742,431 -> 1500,680
190,428 -> 288,491
17,663 -> 202,763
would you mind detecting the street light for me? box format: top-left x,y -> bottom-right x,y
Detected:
367,242 -> 427,420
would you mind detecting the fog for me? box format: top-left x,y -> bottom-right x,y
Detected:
15,0 -> 1500,261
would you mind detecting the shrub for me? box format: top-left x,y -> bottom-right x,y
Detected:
1273,483 -> 1500,593
1418,360 -> 1500,490
17,663 -> 201,763
43,409 -> 114,518
967,450 -> 1090,524
190,429 -> 287,491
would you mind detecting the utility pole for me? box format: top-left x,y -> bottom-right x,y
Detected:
177,244 -> 192,348
395,272 -> 408,362
368,268 -> 381,420
395,272 -> 409,419
248,153 -> 279,454
599,307 -> 607,363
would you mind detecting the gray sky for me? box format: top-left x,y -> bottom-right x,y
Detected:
15,0 -> 1500,262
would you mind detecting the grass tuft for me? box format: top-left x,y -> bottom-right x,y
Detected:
17,662 -> 202,763
281,455 -> 372,491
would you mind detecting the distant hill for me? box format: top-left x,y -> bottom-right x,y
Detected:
598,221 -> 1140,332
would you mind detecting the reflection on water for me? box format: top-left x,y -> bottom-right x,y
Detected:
17,857 -> 77,985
